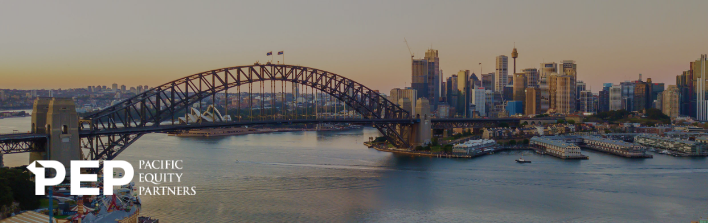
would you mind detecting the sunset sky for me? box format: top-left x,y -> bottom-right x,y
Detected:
1,0 -> 707,93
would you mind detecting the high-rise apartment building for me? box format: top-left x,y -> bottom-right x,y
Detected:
513,73 -> 527,109
523,68 -> 539,88
112,83 -> 118,90
662,85 -> 680,118
495,55 -> 508,96
121,85 -> 126,92
554,75 -> 575,114
411,49 -> 440,110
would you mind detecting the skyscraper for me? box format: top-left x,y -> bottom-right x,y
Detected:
390,88 -> 418,117
662,85 -> 680,118
554,75 -> 575,114
525,87 -> 541,116
495,55 -> 508,96
523,68 -> 539,88
411,49 -> 440,110
677,68 -> 695,118
620,81 -> 635,111
513,73 -> 527,109
579,90 -> 596,113
471,87 -> 486,117
456,70 -> 470,118
538,62 -> 557,113
598,89 -> 610,112
695,54 -> 708,121
446,75 -> 458,109
481,73 -> 495,92
609,85 -> 622,111
112,83 -> 118,90
576,81 -> 586,111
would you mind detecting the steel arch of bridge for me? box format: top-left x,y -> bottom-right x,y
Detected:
79,64 -> 413,161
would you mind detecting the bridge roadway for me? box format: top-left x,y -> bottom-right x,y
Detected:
0,133 -> 47,154
0,117 -> 558,155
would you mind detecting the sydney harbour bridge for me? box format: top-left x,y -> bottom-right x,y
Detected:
0,64 -> 545,165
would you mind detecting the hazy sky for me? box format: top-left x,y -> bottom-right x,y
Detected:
1,0 -> 707,93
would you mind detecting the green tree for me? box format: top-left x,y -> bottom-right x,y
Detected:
0,168 -> 39,210
523,139 -> 530,144
509,140 -> 517,145
567,120 -> 576,124
499,123 -> 510,128
431,137 -> 439,146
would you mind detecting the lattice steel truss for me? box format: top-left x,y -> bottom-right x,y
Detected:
79,64 -> 413,160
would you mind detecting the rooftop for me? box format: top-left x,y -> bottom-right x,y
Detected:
531,136 -> 577,148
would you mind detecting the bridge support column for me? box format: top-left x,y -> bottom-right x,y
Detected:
30,98 -> 51,164
408,98 -> 432,147
31,98 -> 81,175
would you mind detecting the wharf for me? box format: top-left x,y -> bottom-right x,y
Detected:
580,145 -> 653,158
533,147 -> 589,160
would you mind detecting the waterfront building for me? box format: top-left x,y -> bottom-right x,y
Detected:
662,85 -> 680,118
471,87 -> 486,117
495,55 -> 509,95
634,134 -> 707,155
582,136 -> 648,157
411,49 -> 440,110
525,87 -> 541,116
506,101 -> 523,116
452,139 -> 497,155
530,136 -> 585,159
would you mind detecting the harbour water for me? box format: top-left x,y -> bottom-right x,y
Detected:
2,116 -> 708,222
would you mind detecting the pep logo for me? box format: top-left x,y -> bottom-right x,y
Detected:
27,160 -> 134,196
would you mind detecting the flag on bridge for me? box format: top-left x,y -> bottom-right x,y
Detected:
278,51 -> 283,55
266,51 -> 272,56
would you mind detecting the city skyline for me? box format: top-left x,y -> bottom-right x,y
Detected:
2,1 -> 707,93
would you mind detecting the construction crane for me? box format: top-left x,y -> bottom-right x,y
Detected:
404,38 -> 414,59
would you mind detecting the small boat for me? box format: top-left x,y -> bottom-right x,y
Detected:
516,154 -> 531,163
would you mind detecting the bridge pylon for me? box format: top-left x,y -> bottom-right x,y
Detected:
30,98 -> 81,174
